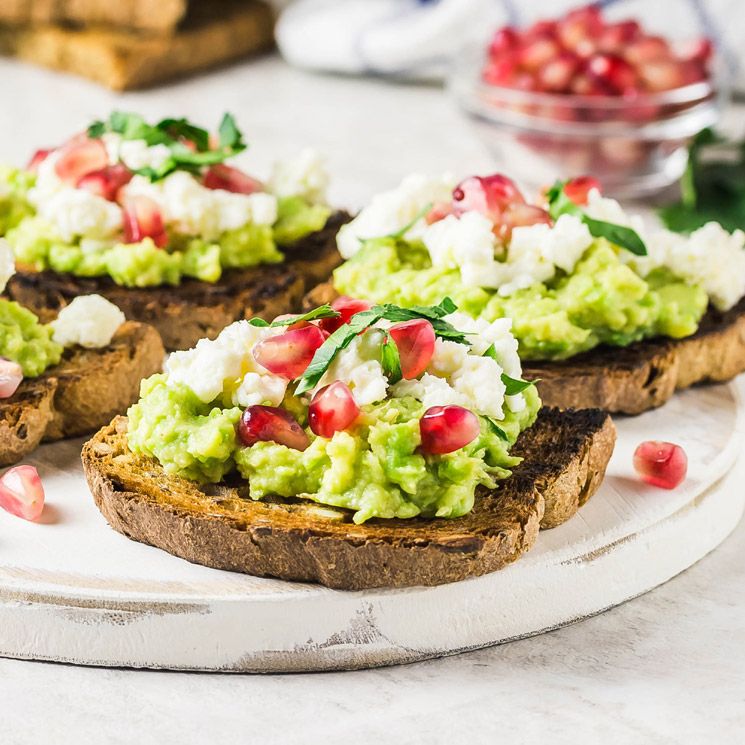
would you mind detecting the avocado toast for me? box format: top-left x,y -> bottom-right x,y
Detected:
1,111 -> 349,350
307,173 -> 745,414
0,242 -> 164,466
83,300 -> 614,589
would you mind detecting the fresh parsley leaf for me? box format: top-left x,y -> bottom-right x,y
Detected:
295,308 -> 386,394
87,120 -> 106,139
547,179 -> 647,256
270,305 -> 340,327
157,118 -> 210,151
218,113 -> 245,151
380,334 -> 403,384
486,417 -> 509,441
378,298 -> 469,345
247,318 -> 270,327
501,373 -> 536,396
483,344 -> 497,360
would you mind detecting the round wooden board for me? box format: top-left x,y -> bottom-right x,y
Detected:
1,381 -> 743,673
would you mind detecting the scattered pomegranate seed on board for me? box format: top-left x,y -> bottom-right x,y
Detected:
633,441 -> 688,489
0,358 -> 23,399
0,466 -> 45,521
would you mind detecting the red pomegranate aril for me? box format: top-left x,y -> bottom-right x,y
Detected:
563,176 -> 601,205
203,164 -> 263,195
499,203 -> 552,241
587,53 -> 639,94
388,319 -> 436,380
482,58 -> 518,87
425,202 -> 454,225
0,465 -> 45,521
625,36 -> 670,66
537,52 -> 580,92
598,20 -> 641,52
253,325 -> 326,379
640,59 -> 686,92
488,27 -> 519,58
318,296 -> 373,334
633,441 -> 687,489
238,405 -> 309,451
27,148 -> 52,172
54,137 -> 108,184
453,174 -> 524,221
419,406 -> 480,455
0,358 -> 23,399
308,381 -> 360,438
557,5 -> 603,51
519,36 -> 561,73
681,37 -> 713,65
122,195 -> 168,247
76,164 -> 133,202
570,72 -> 608,96
525,20 -> 558,41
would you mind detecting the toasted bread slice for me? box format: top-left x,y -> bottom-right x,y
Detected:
0,321 -> 164,467
0,0 -> 274,90
7,212 -> 350,352
0,0 -> 187,33
305,282 -> 745,415
82,408 -> 615,589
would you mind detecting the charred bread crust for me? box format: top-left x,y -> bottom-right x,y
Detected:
7,211 -> 351,351
0,321 -> 164,467
82,408 -> 615,589
305,282 -> 745,415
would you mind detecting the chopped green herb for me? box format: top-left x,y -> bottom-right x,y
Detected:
380,333 -> 403,384
269,305 -> 340,327
486,417 -> 508,441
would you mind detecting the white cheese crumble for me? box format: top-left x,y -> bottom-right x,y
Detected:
269,148 -> 329,205
336,173 -> 456,259
165,321 -> 289,406
122,172 -> 277,241
0,237 -> 15,294
30,187 -> 123,242
50,295 -> 125,349
102,134 -> 172,172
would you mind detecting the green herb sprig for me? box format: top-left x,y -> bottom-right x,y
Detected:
248,305 -> 340,328
546,180 -> 647,256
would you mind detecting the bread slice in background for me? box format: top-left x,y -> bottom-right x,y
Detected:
0,321 -> 164,467
0,0 -> 187,34
8,211 -> 350,351
305,281 -> 745,415
0,0 -> 275,90
83,408 -> 615,590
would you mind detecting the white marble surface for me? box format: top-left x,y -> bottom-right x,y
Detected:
0,53 -> 744,743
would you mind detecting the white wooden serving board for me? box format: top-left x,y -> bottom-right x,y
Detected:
0,381 -> 743,673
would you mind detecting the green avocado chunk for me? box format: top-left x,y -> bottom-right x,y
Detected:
0,298 -> 62,377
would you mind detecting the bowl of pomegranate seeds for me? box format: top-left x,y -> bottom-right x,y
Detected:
450,4 -> 726,198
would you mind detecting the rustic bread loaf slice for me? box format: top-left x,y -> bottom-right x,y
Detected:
0,0 -> 274,90
82,408 -> 615,590
305,282 -> 745,415
7,212 -> 350,352
0,0 -> 187,33
0,321 -> 164,467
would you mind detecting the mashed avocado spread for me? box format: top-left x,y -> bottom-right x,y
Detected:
126,301 -> 541,523
332,174 -> 745,361
0,298 -> 62,377
1,112 -> 331,288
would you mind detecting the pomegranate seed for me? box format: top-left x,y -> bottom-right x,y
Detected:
76,164 -> 133,202
54,137 -> 108,185
524,20 -> 558,41
519,36 -> 561,73
557,5 -> 604,51
425,202 -> 454,225
640,59 -> 686,91
308,381 -> 360,438
482,58 -> 518,87
122,195 -> 169,247
0,358 -> 23,399
489,27 -> 519,57
0,465 -> 45,521
570,72 -> 608,96
388,319 -> 436,380
452,174 -> 525,221
419,406 -> 481,455
587,53 -> 639,94
253,325 -> 326,379
238,405 -> 309,451
203,164 -> 263,195
633,441 -> 687,490
598,20 -> 641,52
681,37 -> 713,65
318,296 -> 373,334
625,36 -> 670,66
537,52 -> 580,92
27,148 -> 52,172
499,203 -> 552,241
563,176 -> 601,205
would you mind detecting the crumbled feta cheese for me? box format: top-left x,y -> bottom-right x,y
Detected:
29,186 -> 122,242
392,373 -> 471,412
166,321 -> 288,405
584,188 -> 634,227
337,173 -> 456,259
50,295 -> 125,349
0,237 -> 15,294
450,354 -> 507,421
103,134 -> 172,172
314,332 -> 389,406
269,148 -> 329,205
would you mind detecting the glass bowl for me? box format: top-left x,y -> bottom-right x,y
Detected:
449,50 -> 728,199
